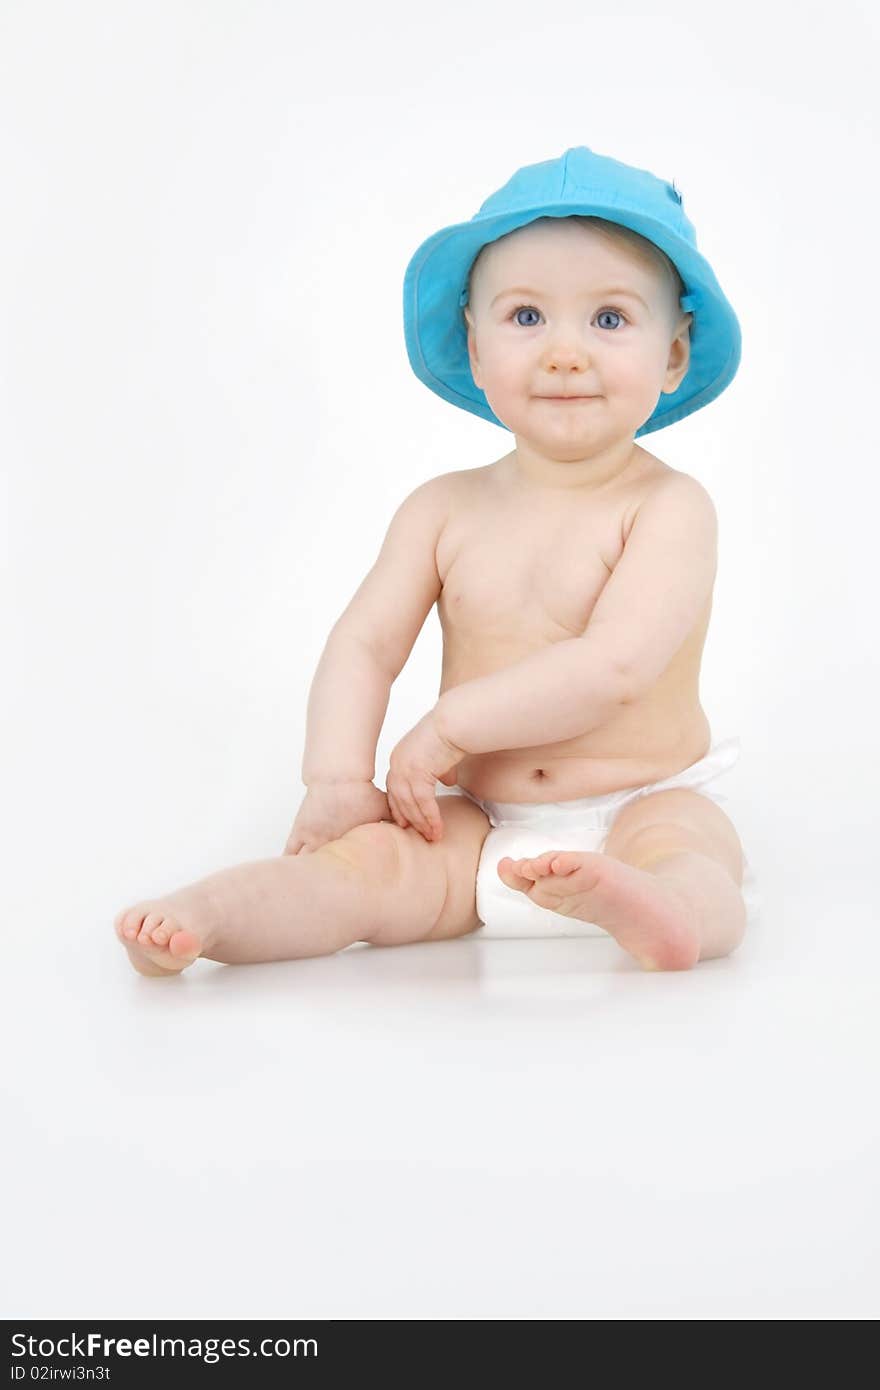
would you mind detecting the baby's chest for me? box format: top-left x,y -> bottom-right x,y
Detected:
438,514 -> 620,642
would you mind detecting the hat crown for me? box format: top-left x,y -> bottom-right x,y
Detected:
476,151 -> 566,218
475,145 -> 696,251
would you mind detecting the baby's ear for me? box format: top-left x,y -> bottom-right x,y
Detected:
463,310 -> 483,386
672,310 -> 693,347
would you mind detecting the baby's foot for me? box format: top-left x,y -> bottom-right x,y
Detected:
497,851 -> 701,971
113,888 -> 218,976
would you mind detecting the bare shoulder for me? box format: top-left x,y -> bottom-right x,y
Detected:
632,451 -> 716,511
408,463 -> 495,524
619,453 -> 716,552
410,464 -> 492,502
433,462 -> 496,491
392,469 -> 465,532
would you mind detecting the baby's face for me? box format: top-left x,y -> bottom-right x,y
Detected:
464,219 -> 692,462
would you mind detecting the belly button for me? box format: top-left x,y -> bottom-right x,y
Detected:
532,768 -> 547,779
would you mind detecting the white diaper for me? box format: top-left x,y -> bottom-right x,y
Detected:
438,736 -> 761,939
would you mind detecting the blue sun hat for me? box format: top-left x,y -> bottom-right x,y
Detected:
402,145 -> 741,436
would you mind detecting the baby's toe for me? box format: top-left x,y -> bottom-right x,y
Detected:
497,857 -> 533,890
116,908 -> 144,942
512,852 -> 560,879
510,859 -> 537,880
137,912 -> 165,945
167,928 -> 201,959
545,852 -> 582,876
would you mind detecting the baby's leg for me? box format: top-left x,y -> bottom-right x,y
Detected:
599,787 -> 748,964
498,789 -> 747,971
113,797 -> 491,975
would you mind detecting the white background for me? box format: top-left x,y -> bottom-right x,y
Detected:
2,0 -> 879,1320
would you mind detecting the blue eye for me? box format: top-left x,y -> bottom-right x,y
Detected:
509,305 -> 627,329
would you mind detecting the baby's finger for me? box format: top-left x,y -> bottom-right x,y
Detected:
396,782 -> 432,840
410,784 -> 443,841
386,789 -> 410,830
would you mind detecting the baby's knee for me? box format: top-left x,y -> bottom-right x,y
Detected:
319,820 -> 403,884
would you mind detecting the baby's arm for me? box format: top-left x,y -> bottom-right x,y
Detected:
435,473 -> 718,755
300,632 -> 394,788
301,476 -> 451,789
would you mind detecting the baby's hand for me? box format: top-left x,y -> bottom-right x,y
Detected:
283,780 -> 392,855
386,710 -> 466,843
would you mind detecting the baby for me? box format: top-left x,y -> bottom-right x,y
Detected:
114,145 -> 758,976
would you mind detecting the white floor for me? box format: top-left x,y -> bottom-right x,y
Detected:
4,858 -> 879,1321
